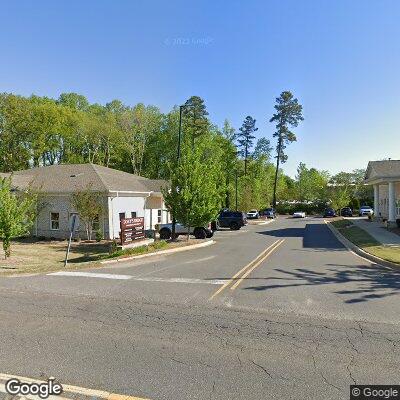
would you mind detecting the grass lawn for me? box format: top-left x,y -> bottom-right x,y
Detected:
0,238 -> 110,275
330,219 -> 400,264
0,236 -> 209,276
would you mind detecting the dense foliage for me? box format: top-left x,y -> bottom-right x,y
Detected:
0,92 -> 371,216
0,177 -> 38,258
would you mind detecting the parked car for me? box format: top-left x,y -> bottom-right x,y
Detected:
341,207 -> 353,217
217,210 -> 247,230
293,211 -> 306,218
261,208 -> 276,219
157,222 -> 213,239
323,208 -> 337,218
359,205 -> 374,217
247,209 -> 259,219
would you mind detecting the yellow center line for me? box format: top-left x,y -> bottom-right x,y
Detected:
208,240 -> 280,300
230,239 -> 285,290
0,373 -> 150,400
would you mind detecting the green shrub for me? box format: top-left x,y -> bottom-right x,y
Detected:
95,230 -> 103,242
275,201 -> 327,215
109,240 -> 118,255
102,240 -> 168,260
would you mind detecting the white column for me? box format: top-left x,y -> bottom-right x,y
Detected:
373,185 -> 380,217
388,182 -> 396,222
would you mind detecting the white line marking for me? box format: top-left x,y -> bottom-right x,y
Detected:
47,271 -> 132,280
259,220 -> 274,225
183,255 -> 216,264
47,271 -> 226,285
131,277 -> 228,285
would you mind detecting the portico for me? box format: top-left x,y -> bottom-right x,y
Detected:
365,160 -> 400,228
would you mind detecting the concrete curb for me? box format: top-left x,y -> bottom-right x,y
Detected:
325,221 -> 400,270
100,239 -> 216,265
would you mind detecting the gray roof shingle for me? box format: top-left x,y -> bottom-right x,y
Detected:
3,164 -> 168,194
365,160 -> 400,182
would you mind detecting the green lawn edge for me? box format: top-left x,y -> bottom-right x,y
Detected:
330,219 -> 400,265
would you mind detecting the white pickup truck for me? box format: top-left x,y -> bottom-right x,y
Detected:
156,222 -> 214,239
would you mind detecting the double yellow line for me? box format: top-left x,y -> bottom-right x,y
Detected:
209,239 -> 285,300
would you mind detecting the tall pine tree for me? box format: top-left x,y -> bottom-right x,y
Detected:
237,116 -> 258,175
182,96 -> 209,147
269,91 -> 304,208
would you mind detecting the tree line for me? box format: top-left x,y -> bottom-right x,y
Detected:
0,90 -> 371,219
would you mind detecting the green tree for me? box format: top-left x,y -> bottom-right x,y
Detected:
182,96 -> 209,148
295,163 -> 329,202
0,94 -> 31,172
221,119 -> 236,142
71,186 -> 105,240
57,92 -> 89,111
329,186 -> 351,213
163,140 -> 224,240
253,137 -> 272,161
270,91 -> 304,207
237,116 -> 258,175
0,177 -> 38,258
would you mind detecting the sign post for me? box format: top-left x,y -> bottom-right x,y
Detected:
64,214 -> 79,267
120,217 -> 145,245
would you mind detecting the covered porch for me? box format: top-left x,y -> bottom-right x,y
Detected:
365,160 -> 400,228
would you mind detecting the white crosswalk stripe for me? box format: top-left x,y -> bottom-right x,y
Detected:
47,271 -> 227,285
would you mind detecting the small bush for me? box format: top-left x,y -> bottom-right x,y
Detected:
95,230 -> 103,242
275,201 -> 327,215
109,240 -> 118,255
103,240 -> 168,260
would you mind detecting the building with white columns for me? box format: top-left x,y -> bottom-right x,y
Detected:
364,160 -> 400,227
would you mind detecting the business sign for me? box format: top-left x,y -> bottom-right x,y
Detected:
120,217 -> 145,245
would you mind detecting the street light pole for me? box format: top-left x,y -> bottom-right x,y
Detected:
235,169 -> 238,211
177,105 -> 183,162
171,105 -> 185,240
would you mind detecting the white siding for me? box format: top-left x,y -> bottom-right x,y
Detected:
108,195 -> 148,239
35,194 -> 109,240
378,183 -> 400,218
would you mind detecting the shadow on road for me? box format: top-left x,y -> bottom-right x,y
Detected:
243,263 -> 400,303
258,223 -> 346,251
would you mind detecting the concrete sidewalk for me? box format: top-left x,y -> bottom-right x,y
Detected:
350,217 -> 400,247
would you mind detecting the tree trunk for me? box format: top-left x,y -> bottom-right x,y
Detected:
272,136 -> 282,209
3,236 -> 11,259
244,143 -> 248,176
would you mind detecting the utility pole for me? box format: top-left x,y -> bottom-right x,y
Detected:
272,135 -> 282,209
171,105 -> 184,240
235,169 -> 238,211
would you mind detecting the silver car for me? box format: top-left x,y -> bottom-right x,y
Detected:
359,206 -> 374,217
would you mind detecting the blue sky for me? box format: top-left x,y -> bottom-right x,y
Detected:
1,0 -> 399,176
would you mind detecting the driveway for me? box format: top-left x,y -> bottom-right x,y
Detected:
0,217 -> 399,399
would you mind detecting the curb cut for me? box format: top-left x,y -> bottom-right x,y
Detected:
100,240 -> 216,265
325,221 -> 400,270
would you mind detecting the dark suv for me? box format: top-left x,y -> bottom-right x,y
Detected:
217,210 -> 247,230
261,208 -> 276,219
323,208 -> 337,218
341,207 -> 353,217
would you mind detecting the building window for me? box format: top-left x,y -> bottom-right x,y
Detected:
119,212 -> 126,221
157,209 -> 162,223
50,212 -> 60,230
131,211 -> 137,218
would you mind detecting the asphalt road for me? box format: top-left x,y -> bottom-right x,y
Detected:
0,216 -> 399,400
